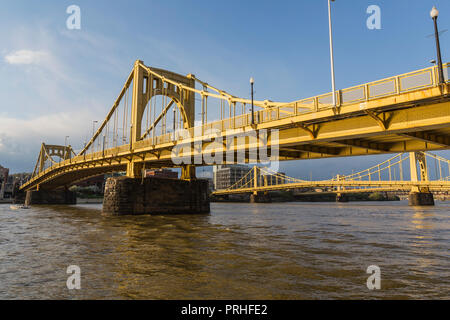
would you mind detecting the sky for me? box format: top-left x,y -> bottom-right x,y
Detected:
0,0 -> 449,179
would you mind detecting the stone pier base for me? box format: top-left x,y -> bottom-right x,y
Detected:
250,193 -> 272,203
24,189 -> 77,206
408,192 -> 435,206
102,177 -> 210,215
336,193 -> 349,203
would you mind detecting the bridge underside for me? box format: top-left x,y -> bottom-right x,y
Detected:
34,165 -> 127,190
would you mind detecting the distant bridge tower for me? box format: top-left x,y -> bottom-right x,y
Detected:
250,166 -> 271,203
335,174 -> 349,203
409,151 -> 435,206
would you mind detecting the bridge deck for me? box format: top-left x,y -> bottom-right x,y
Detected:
212,180 -> 450,196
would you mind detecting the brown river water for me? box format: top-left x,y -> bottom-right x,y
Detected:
0,201 -> 449,299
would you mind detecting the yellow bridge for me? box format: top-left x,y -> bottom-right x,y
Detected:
20,60 -> 450,204
212,152 -> 450,197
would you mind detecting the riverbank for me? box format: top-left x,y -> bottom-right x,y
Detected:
77,198 -> 103,204
211,191 -> 400,203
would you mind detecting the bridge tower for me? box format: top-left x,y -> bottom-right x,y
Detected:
249,166 -> 271,203
409,151 -> 434,206
126,60 -> 197,180
335,174 -> 349,203
17,144 -> 77,206
102,60 -> 209,215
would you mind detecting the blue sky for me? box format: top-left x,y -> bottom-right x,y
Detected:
0,0 -> 449,178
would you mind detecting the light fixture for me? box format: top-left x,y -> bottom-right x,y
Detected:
430,6 -> 439,19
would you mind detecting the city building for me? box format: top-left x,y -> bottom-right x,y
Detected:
0,170 -> 31,200
0,165 -> 9,199
196,170 -> 214,192
145,169 -> 178,179
213,165 -> 251,190
10,173 -> 31,186
76,175 -> 106,192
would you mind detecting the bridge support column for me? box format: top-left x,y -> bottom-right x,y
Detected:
126,162 -> 143,178
24,189 -> 77,206
103,176 -> 210,215
408,152 -> 435,206
336,193 -> 349,203
335,175 -> 348,202
181,165 -> 196,181
409,192 -> 434,206
250,192 -> 271,203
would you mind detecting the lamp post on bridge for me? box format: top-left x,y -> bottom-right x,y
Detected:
64,136 -> 69,159
430,6 -> 445,85
250,77 -> 255,125
328,0 -> 336,108
92,120 -> 98,137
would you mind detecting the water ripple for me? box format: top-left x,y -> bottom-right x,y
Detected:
0,201 -> 449,299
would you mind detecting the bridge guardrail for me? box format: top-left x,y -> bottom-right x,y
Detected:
138,63 -> 449,146
170,63 -> 450,135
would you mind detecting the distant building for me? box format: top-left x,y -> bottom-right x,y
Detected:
145,169 -> 178,179
0,165 -> 9,199
213,165 -> 251,190
76,175 -> 105,190
10,173 -> 31,186
0,170 -> 32,200
199,178 -> 214,192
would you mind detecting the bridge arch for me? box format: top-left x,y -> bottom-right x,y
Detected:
32,143 -> 74,177
139,86 -> 191,140
133,62 -> 196,142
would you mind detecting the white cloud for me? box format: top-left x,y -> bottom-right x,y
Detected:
4,50 -> 48,65
0,110 -> 98,170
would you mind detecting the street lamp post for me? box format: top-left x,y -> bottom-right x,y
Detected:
250,77 -> 255,125
92,120 -> 98,137
430,6 -> 445,84
102,135 -> 106,155
64,136 -> 69,159
328,0 -> 336,108
173,107 -> 176,132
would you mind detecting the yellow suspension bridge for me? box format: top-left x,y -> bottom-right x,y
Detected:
212,152 -> 450,197
18,60 -> 450,209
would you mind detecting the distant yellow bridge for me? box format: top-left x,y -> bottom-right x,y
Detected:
212,152 -> 450,197
20,60 -> 450,204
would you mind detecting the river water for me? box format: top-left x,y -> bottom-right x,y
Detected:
0,201 -> 449,299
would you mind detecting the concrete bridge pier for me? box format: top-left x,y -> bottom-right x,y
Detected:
409,192 -> 435,206
23,188 -> 76,206
408,152 -> 435,206
250,192 -> 272,203
102,176 -> 210,215
336,193 -> 349,203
